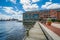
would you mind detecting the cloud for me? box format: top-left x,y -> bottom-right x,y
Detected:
41,2 -> 60,9
0,13 -> 12,20
41,2 -> 52,9
20,0 -> 31,5
1,7 -> 23,20
17,11 -> 23,15
10,0 -> 16,4
12,14 -> 23,20
23,4 -> 39,11
47,3 -> 60,9
3,7 -> 14,14
32,0 -> 40,3
20,0 -> 39,11
3,7 -> 23,15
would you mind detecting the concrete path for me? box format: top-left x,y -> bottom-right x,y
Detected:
25,22 -> 47,40
51,23 -> 60,28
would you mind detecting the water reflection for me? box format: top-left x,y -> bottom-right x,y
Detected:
23,22 -> 35,37
23,22 -> 35,30
0,21 -> 26,40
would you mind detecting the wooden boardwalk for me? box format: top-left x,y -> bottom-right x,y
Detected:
25,22 -> 47,40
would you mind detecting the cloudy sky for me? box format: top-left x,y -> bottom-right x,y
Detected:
0,0 -> 60,20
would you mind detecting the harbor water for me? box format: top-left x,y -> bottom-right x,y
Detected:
0,21 -> 26,40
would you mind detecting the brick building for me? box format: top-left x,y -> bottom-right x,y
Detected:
23,10 -> 50,22
23,9 -> 60,22
49,9 -> 60,20
56,11 -> 60,20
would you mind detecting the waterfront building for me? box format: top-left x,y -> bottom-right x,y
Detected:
23,11 -> 40,22
49,9 -> 60,20
23,9 -> 60,22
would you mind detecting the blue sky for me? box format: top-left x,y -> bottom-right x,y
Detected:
0,0 -> 60,20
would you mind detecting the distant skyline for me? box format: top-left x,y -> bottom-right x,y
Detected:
0,0 -> 60,20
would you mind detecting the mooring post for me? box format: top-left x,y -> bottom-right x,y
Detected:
26,29 -> 29,37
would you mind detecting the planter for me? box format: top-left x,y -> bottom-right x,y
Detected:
46,18 -> 52,26
46,21 -> 52,26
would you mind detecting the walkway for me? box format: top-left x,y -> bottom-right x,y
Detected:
25,22 -> 47,40
39,22 -> 60,40
51,23 -> 60,28
45,24 -> 60,36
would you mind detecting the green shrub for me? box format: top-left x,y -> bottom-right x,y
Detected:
56,20 -> 60,22
51,19 -> 56,22
47,18 -> 52,22
51,19 -> 60,22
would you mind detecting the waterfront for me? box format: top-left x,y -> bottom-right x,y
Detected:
0,21 -> 26,40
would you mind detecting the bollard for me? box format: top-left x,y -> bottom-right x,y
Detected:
26,29 -> 29,37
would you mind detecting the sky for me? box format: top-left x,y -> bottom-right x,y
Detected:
0,0 -> 60,20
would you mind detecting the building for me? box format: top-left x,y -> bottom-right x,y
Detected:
23,9 -> 60,22
23,10 -> 50,22
23,11 -> 40,22
56,10 -> 60,20
49,9 -> 60,20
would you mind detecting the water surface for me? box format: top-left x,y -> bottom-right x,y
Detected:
0,21 -> 26,40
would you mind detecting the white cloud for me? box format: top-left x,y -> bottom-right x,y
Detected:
23,4 -> 39,11
12,14 -> 23,20
32,0 -> 40,3
20,0 -> 39,11
45,2 -> 52,6
47,3 -> 60,9
20,0 -> 31,5
41,2 -> 60,9
10,0 -> 16,4
17,11 -> 23,15
41,2 -> 52,9
0,13 -> 12,20
3,7 -> 14,14
2,7 -> 23,20
3,7 -> 23,15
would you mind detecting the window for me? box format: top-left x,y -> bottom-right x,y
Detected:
24,14 -> 29,19
52,17 -> 56,19
33,14 -> 39,19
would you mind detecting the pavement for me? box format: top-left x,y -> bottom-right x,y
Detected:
25,22 -> 47,40
39,22 -> 60,40
51,23 -> 60,28
48,22 -> 60,36
42,22 -> 60,36
45,24 -> 60,36
45,22 -> 60,36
